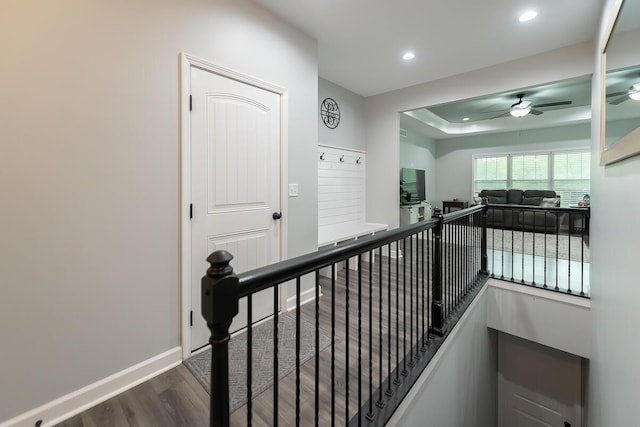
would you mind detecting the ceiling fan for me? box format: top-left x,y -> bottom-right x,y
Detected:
607,83 -> 640,105
491,94 -> 572,119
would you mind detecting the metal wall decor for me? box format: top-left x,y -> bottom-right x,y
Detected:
321,97 -> 340,129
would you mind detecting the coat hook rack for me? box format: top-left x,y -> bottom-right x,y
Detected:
356,157 -> 361,164
340,155 -> 344,162
320,152 -> 325,160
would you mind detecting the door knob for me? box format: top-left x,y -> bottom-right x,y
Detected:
272,212 -> 282,220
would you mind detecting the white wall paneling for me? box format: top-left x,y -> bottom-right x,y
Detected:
318,145 -> 366,227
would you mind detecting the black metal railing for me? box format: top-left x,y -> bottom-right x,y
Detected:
484,204 -> 590,296
200,205 -> 489,426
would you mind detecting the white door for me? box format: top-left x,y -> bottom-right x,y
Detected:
498,333 -> 582,427
190,66 -> 282,352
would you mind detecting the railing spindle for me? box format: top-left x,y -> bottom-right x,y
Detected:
247,295 -> 253,427
402,238 -> 407,376
331,264 -> 336,426
273,284 -> 279,427
408,236 -> 414,369
567,215 -> 572,294
358,254 -> 363,426
521,210 -> 525,284
315,271 -> 320,427
366,250 -> 374,421
544,212 -> 548,288
345,258 -> 350,423
420,230 -> 426,353
377,246 -> 384,408
394,240 -> 400,387
581,212 -> 585,296
555,213 -> 560,291
295,277 -> 301,427
532,213 -> 536,286
386,243 -> 393,397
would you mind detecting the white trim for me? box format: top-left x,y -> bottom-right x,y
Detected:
488,278 -> 591,309
600,0 -> 623,55
179,53 -> 193,360
0,347 -> 182,427
317,143 -> 367,154
285,286 -> 321,311
179,53 -> 289,358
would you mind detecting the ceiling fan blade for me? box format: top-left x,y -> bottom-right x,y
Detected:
607,91 -> 627,97
530,109 -> 543,116
609,95 -> 628,105
534,101 -> 572,108
489,111 -> 511,119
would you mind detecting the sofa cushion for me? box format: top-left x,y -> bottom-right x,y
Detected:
486,195 -> 507,204
479,189 -> 507,198
522,189 -> 557,199
522,196 -> 543,206
506,189 -> 524,204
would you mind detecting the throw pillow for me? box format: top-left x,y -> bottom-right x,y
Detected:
540,197 -> 559,208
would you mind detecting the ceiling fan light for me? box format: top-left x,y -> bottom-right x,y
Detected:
629,83 -> 640,101
510,107 -> 531,118
510,100 -> 532,117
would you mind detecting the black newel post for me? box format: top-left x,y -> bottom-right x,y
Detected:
480,198 -> 489,275
431,208 -> 445,336
201,250 -> 239,427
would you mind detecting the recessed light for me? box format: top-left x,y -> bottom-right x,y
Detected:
462,117 -> 470,121
402,52 -> 415,61
518,10 -> 538,22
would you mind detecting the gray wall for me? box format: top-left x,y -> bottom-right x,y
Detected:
399,115 -> 437,207
388,287 -> 497,427
588,0 -> 640,424
434,123 -> 591,203
0,0 -> 318,422
319,78 -> 366,151
487,280 -> 591,359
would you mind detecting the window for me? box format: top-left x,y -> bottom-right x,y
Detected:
474,156 -> 508,194
473,150 -> 590,207
553,151 -> 591,205
511,154 -> 549,190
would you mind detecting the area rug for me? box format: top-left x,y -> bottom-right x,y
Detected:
184,313 -> 331,413
486,228 -> 590,262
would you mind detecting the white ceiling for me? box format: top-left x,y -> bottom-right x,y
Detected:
251,0 -> 603,97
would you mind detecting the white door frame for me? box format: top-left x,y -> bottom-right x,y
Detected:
179,53 -> 289,360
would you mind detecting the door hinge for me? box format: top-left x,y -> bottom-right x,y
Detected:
190,203 -> 193,219
189,95 -> 192,111
190,310 -> 193,326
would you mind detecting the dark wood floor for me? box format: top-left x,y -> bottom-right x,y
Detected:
57,235 -> 483,427
56,364 -> 210,427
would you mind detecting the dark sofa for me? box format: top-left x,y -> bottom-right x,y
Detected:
479,189 -> 560,233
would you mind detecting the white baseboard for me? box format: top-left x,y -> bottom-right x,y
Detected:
390,248 -> 403,259
1,347 -> 182,427
286,286 -> 321,311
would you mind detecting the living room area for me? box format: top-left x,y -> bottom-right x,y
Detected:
393,75 -> 594,294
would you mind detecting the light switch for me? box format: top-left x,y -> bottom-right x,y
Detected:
288,184 -> 299,197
